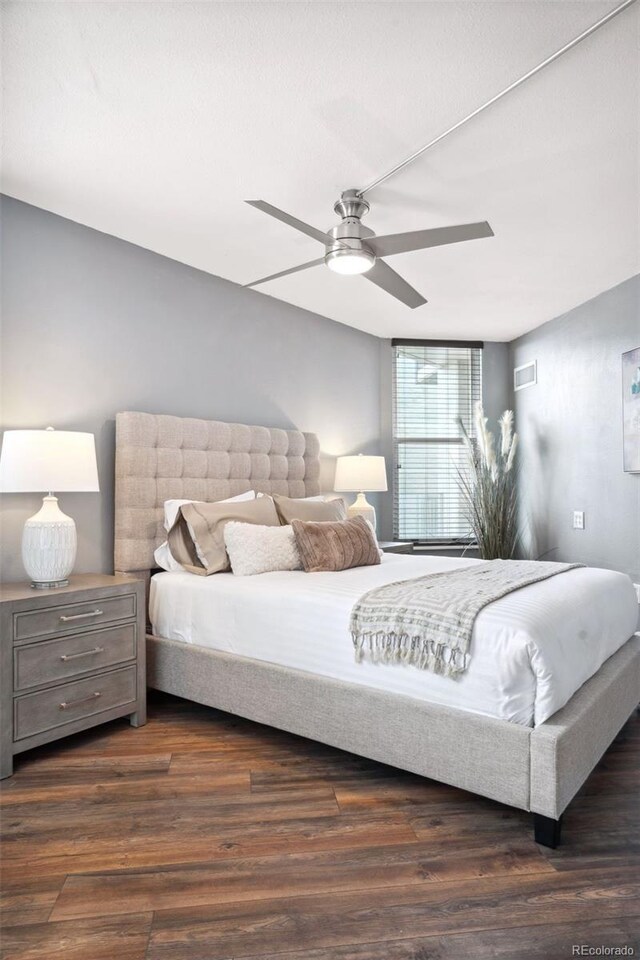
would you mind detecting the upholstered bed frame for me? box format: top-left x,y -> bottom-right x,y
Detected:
114,410 -> 640,848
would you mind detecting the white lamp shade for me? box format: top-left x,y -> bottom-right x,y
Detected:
0,430 -> 99,493
334,455 -> 387,493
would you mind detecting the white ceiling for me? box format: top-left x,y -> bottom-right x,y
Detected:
2,1 -> 638,341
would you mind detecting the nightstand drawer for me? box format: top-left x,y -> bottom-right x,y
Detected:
14,666 -> 137,741
14,624 -> 137,692
14,593 -> 137,642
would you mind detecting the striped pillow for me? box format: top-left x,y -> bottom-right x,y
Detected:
292,515 -> 380,573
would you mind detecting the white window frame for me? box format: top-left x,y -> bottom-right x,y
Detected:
392,340 -> 483,544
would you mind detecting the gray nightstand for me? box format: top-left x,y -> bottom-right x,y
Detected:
0,574 -> 146,779
378,541 -> 414,555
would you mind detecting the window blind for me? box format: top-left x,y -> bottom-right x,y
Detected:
392,340 -> 482,542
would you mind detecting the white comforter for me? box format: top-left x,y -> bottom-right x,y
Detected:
150,554 -> 638,726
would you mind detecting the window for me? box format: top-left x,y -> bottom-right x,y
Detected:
392,340 -> 482,543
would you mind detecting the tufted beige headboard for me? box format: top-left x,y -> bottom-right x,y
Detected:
114,411 -> 321,573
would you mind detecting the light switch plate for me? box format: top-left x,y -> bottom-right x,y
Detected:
573,511 -> 585,530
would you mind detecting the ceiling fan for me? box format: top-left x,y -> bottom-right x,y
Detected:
241,1 -> 639,309
244,190 -> 494,308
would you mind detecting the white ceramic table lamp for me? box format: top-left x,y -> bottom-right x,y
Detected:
0,428 -> 99,588
334,454 -> 387,533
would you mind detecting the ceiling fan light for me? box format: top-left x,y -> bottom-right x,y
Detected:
325,248 -> 375,276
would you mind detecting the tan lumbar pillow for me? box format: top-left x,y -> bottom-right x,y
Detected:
292,515 -> 381,573
168,496 -> 279,575
273,494 -> 346,525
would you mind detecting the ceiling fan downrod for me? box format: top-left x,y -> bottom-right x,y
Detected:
357,0 -> 637,197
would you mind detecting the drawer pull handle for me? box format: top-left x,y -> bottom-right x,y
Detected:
59,691 -> 102,710
59,609 -> 103,623
60,646 -> 104,662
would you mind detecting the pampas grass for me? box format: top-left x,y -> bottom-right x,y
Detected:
458,402 -> 519,560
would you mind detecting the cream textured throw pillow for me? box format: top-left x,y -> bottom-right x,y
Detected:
168,496 -> 279,575
224,522 -> 302,576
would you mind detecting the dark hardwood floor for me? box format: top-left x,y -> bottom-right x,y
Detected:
1,692 -> 638,959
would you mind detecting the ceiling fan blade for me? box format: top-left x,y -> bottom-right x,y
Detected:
245,257 -> 325,288
245,200 -> 342,247
369,221 -> 494,258
364,259 -> 426,309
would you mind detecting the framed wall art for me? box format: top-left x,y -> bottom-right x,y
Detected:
622,346 -> 640,473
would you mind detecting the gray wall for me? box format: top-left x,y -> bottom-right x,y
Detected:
7,194 -> 629,584
377,339 -> 511,542
510,275 -> 640,580
0,197 -> 382,581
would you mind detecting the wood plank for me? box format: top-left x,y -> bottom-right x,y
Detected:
0,770 -> 250,807
410,806 -> 529,840
48,706 -> 327,759
0,813 -> 417,880
145,868 -> 640,960
50,836 -> 555,921
204,917 -> 640,960
168,750 -> 314,777
0,877 -> 63,928
1,786 -> 340,845
249,756 -> 414,791
0,753 -> 172,786
334,775 -> 480,813
0,913 -> 152,960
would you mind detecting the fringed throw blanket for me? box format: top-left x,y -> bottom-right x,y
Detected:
350,560 -> 583,678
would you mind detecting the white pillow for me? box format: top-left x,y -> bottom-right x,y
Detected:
163,490 -> 255,532
154,491 -> 256,572
223,522 -> 302,576
154,542 -> 186,573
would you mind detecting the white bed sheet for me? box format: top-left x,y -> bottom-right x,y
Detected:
150,555 -> 638,726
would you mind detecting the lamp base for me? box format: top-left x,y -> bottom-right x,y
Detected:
31,579 -> 70,590
347,492 -> 376,533
22,495 -> 77,589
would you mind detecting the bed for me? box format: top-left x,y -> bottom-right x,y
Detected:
114,410 -> 640,847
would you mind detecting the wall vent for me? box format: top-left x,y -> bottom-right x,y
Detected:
514,360 -> 537,391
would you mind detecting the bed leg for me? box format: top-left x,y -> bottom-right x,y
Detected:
534,813 -> 563,848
